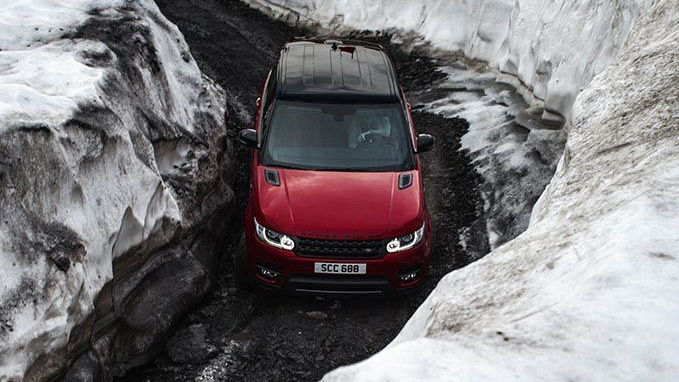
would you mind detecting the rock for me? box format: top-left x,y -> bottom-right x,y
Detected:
110,254 -> 211,373
63,351 -> 102,382
166,324 -> 216,364
120,255 -> 209,331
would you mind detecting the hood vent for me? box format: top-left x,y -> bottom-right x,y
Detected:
265,169 -> 280,186
398,173 -> 413,189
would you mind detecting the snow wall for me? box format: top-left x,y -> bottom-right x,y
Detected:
0,1 -> 233,380
242,0 -> 679,380
243,0 -> 649,122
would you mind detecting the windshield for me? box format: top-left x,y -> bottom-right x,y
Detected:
262,101 -> 414,171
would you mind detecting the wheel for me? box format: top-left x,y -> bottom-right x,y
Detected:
233,232 -> 254,290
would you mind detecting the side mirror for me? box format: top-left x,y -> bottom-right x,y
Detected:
238,129 -> 259,148
416,134 -> 435,153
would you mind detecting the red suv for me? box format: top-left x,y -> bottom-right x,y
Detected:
236,39 -> 434,295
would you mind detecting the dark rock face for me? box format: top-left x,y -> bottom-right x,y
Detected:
113,254 -> 211,371
63,351 -> 102,382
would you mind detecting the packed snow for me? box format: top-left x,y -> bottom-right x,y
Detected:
413,65 -> 565,250
244,0 -> 650,121
0,41 -> 106,128
320,0 -> 679,380
241,0 -> 679,380
0,0 -> 225,379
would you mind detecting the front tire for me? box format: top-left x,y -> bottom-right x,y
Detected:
233,232 -> 254,290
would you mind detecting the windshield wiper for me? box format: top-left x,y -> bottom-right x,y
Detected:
268,163 -> 393,172
268,164 -> 310,171
313,167 -> 373,172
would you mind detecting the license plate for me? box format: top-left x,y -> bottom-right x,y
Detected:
314,262 -> 366,274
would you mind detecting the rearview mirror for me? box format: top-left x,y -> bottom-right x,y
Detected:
238,129 -> 259,148
416,134 -> 435,153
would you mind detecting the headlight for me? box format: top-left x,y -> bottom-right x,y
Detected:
386,222 -> 425,253
254,218 -> 295,250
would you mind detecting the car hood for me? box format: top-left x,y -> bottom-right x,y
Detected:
255,167 -> 424,239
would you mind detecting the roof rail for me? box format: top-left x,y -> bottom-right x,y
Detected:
290,37 -> 386,51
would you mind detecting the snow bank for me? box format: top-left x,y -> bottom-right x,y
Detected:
418,67 -> 566,250
0,1 -> 228,380
322,0 -> 679,380
243,0 -> 650,121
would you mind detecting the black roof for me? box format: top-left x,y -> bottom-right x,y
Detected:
275,40 -> 401,103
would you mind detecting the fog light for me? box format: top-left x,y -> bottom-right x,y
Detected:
257,265 -> 281,279
398,269 -> 420,282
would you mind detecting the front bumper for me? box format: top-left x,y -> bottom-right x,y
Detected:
244,218 -> 432,295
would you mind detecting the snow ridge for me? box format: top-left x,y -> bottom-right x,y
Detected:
243,0 -> 650,121
0,0 -> 227,380
321,0 -> 679,380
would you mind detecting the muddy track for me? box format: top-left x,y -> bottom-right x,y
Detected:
119,1 -> 486,381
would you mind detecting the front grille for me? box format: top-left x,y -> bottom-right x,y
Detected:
295,237 -> 386,259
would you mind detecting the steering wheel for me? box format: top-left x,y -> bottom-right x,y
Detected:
357,131 -> 392,148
